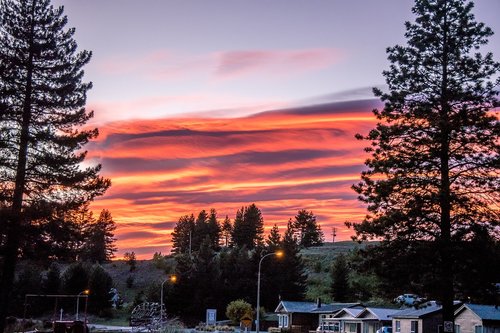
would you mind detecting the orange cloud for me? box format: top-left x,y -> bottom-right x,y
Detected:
90,99 -> 380,258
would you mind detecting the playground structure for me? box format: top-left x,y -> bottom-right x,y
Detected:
23,293 -> 89,333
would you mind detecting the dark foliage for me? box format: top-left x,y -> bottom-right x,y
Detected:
0,0 -> 110,329
292,210 -> 324,248
87,265 -> 113,314
349,0 -> 499,325
232,204 -> 265,249
82,209 -> 117,263
330,254 -> 352,302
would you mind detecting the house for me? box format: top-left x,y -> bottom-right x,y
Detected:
454,303 -> 500,333
332,307 -> 365,333
391,302 -> 444,333
275,300 -> 360,333
316,303 -> 363,333
275,300 -> 321,333
357,307 -> 397,333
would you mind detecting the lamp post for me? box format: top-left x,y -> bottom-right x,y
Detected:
160,275 -> 177,322
76,289 -> 89,321
256,251 -> 283,333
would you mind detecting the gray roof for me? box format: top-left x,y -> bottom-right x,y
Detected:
275,301 -> 318,313
457,304 -> 500,321
275,301 -> 361,314
311,303 -> 361,313
359,307 -> 400,320
391,302 -> 442,319
334,307 -> 364,318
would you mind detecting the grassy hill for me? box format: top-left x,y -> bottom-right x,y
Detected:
103,241 -> 368,310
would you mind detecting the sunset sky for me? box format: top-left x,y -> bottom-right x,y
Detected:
52,0 -> 500,258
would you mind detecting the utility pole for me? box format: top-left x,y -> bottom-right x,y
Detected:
332,227 -> 337,243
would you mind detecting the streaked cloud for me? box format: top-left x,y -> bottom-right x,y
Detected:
215,48 -> 342,80
90,99 -> 378,258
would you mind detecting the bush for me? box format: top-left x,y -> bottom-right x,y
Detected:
225,299 -> 253,325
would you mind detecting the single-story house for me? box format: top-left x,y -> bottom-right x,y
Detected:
391,301 -> 443,333
454,303 -> 500,333
275,300 -> 360,333
332,307 -> 365,333
316,303 -> 363,333
357,307 -> 398,333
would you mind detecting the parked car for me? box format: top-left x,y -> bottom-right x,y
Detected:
376,327 -> 392,333
394,293 -> 422,306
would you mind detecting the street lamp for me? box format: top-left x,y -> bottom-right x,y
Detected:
76,289 -> 90,321
160,274 -> 177,322
256,250 -> 283,333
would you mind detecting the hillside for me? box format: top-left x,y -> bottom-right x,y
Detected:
104,241 -> 369,308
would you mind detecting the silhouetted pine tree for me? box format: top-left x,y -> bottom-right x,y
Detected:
82,209 -> 117,263
221,215 -> 233,247
330,254 -> 352,302
293,210 -> 324,248
0,0 -> 110,328
232,204 -> 265,249
349,0 -> 499,325
171,214 -> 195,254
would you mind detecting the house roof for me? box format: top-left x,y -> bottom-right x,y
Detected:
275,301 -> 361,314
275,301 -> 318,313
455,304 -> 500,321
358,307 -> 399,320
391,302 -> 442,319
333,307 -> 364,319
311,303 -> 361,314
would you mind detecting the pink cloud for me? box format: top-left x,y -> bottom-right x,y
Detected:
214,48 -> 343,80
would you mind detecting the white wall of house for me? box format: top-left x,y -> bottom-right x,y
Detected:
392,319 -> 422,333
454,308 -> 484,333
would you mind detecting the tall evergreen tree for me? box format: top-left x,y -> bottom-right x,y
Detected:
82,209 -> 117,263
0,1 -> 110,327
221,215 -> 232,247
271,221 -> 307,303
192,210 -> 209,251
232,204 -> 265,249
330,254 -> 352,302
207,209 -> 222,250
266,224 -> 282,250
349,0 -> 499,327
171,214 -> 195,254
293,210 -> 324,248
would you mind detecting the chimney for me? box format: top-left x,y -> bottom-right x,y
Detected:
316,297 -> 322,308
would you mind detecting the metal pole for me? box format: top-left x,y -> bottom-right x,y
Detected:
84,295 -> 88,324
160,275 -> 176,322
256,253 -> 274,333
76,296 -> 80,321
160,279 -> 166,322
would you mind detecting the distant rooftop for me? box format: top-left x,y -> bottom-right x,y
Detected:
456,304 -> 500,321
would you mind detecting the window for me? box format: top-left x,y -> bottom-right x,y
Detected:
279,315 -> 289,328
474,326 -> 483,333
411,321 -> 419,333
455,325 -> 460,333
395,321 -> 401,333
345,323 -> 358,333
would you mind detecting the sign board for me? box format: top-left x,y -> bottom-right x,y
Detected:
443,321 -> 454,333
206,309 -> 217,325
